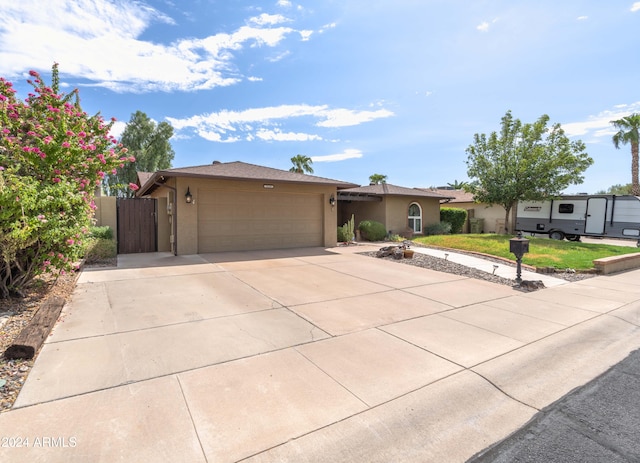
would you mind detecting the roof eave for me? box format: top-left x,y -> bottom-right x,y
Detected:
137,170 -> 357,196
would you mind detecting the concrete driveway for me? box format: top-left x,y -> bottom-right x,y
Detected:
1,245 -> 640,462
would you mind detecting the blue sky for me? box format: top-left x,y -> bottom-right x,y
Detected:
1,0 -> 639,193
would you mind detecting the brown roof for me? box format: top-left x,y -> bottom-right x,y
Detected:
137,161 -> 358,196
417,188 -> 475,203
136,171 -> 153,187
339,183 -> 454,199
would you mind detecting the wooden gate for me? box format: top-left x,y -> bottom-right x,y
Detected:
117,198 -> 157,254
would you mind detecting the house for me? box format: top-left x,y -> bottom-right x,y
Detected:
425,188 -> 514,234
337,184 -> 453,238
136,161 -> 357,255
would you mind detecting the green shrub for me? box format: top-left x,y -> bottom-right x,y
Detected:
83,237 -> 117,264
423,222 -> 452,236
440,208 -> 468,234
387,234 -> 403,242
89,226 -> 113,240
0,65 -> 132,297
357,220 -> 387,241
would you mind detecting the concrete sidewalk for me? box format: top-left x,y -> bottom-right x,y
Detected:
411,245 -> 569,287
0,245 -> 639,462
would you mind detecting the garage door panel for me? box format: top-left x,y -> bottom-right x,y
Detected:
197,190 -> 324,252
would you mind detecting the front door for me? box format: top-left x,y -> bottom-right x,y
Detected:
585,197 -> 607,234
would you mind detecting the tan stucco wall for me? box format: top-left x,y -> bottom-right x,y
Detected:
156,196 -> 171,252
339,196 -> 441,237
384,196 -> 441,235
93,196 -> 117,235
148,177 -> 337,255
339,200 -> 385,230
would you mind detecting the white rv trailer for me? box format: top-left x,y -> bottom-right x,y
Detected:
515,195 -> 640,244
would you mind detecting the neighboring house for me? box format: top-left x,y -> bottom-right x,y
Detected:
136,161 -> 357,255
337,184 -> 453,238
424,188 -> 515,234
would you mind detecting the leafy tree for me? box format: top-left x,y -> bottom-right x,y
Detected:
369,173 -> 387,184
103,110 -> 174,196
289,154 -> 314,174
0,65 -> 132,298
595,183 -> 632,195
465,110 -> 593,233
611,114 -> 640,195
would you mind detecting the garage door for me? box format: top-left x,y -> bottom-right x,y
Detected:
197,189 -> 324,252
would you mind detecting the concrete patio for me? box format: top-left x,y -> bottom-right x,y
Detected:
1,245 -> 639,462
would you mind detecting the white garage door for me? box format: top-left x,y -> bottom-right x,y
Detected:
197,189 -> 324,253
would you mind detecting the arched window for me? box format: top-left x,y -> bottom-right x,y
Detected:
408,203 -> 422,234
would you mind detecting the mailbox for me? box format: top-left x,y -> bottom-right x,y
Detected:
509,234 -> 530,258
509,232 -> 530,284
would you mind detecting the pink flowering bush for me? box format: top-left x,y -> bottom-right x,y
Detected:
0,64 -> 133,297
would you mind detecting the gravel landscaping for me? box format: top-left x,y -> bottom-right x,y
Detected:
360,244 -> 596,287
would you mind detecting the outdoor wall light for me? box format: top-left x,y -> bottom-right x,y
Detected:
185,187 -> 193,204
329,194 -> 336,206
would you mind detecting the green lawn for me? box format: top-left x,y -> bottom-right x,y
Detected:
412,234 -> 640,270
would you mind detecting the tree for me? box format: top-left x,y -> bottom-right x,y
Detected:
465,110 -> 593,233
369,173 -> 387,184
289,154 -> 314,174
0,65 -> 132,297
611,113 -> 640,196
595,183 -> 632,195
447,179 -> 467,189
103,111 -> 174,196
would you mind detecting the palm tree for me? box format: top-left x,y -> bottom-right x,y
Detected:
611,113 -> 640,195
447,179 -> 467,189
369,173 -> 387,184
289,154 -> 314,174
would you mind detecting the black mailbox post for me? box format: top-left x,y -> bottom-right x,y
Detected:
509,231 -> 530,283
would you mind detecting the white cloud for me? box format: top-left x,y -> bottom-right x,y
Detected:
315,108 -> 394,127
247,76 -> 263,82
577,15 -> 588,20
267,50 -> 292,62
312,149 -> 363,162
319,22 -> 337,33
166,104 -> 394,142
299,30 -> 313,41
476,18 -> 499,33
562,102 -> 640,140
249,13 -> 290,26
256,128 -> 322,141
108,120 -> 127,139
277,0 -> 292,7
631,2 -> 640,12
476,21 -> 490,32
0,0 -> 310,93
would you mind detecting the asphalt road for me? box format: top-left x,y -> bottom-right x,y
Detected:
468,348 -> 640,462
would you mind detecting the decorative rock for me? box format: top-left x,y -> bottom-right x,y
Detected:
518,280 -> 546,291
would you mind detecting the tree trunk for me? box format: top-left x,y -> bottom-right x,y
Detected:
632,142 -> 640,196
504,205 -> 512,234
